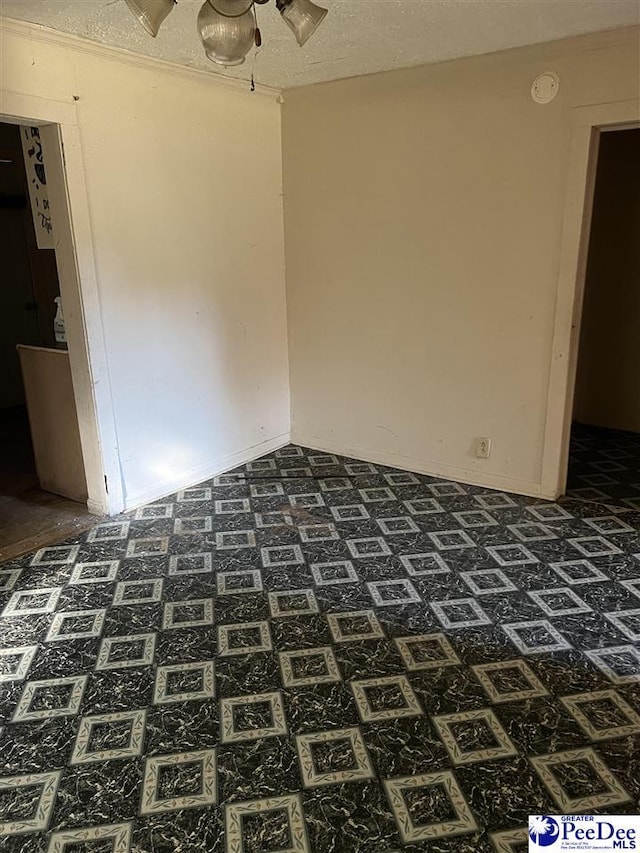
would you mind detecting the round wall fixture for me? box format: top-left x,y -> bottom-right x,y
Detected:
531,72 -> 560,104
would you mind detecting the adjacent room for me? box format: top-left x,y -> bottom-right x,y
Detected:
0,1 -> 639,851
0,121 -> 93,564
567,128 -> 640,508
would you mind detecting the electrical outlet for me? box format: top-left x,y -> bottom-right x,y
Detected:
475,437 -> 491,459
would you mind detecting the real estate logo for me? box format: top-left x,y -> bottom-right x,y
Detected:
529,815 -> 639,852
529,816 -> 560,847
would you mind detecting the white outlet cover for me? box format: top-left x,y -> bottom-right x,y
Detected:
475,438 -> 492,459
531,72 -> 560,104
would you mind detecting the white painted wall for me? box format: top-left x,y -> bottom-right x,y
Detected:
1,23 -> 289,510
282,27 -> 640,498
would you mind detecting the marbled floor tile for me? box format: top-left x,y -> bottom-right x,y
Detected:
47,760 -> 144,834
214,592 -> 271,626
0,428 -> 639,851
134,809 -> 224,853
144,700 -> 220,755
154,626 -> 218,667
218,736 -> 301,802
215,652 -> 281,699
362,715 -> 451,778
302,780 -> 399,853
283,683 -> 360,734
270,614 -> 333,651
333,638 -> 406,681
0,718 -> 76,775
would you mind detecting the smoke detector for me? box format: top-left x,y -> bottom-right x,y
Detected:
531,72 -> 560,104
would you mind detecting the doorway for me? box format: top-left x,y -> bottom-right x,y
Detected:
0,120 -> 94,561
565,127 -> 640,507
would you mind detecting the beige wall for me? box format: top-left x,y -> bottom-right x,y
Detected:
1,23 -> 289,509
282,27 -> 640,497
574,128 -> 640,433
2,21 -> 638,507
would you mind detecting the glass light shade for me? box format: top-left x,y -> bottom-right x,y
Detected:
280,0 -> 327,46
198,1 -> 255,66
208,0 -> 253,17
125,0 -> 174,37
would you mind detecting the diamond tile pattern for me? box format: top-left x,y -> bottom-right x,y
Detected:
0,434 -> 639,851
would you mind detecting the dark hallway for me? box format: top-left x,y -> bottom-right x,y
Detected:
567,128 -> 640,508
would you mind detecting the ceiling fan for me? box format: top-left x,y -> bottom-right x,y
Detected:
124,0 -> 328,67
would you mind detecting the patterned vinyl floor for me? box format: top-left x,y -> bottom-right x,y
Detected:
0,426 -> 639,852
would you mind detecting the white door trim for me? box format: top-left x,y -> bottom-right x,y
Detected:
1,90 -> 123,515
540,98 -> 640,500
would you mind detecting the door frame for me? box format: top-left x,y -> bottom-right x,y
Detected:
1,91 -> 123,515
540,98 -> 640,500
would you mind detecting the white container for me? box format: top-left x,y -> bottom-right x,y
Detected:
54,296 -> 67,346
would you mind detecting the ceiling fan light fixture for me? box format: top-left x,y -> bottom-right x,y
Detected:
277,0 -> 327,46
197,1 -> 256,66
124,0 -> 175,37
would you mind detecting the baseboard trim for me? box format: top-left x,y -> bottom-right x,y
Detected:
123,432 -> 291,512
291,431 -> 548,500
118,429 -> 550,512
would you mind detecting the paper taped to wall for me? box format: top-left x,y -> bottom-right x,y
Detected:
20,125 -> 54,249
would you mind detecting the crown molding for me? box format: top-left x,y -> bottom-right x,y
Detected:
0,16 -> 282,101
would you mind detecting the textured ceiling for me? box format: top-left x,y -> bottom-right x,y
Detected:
1,0 -> 639,90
